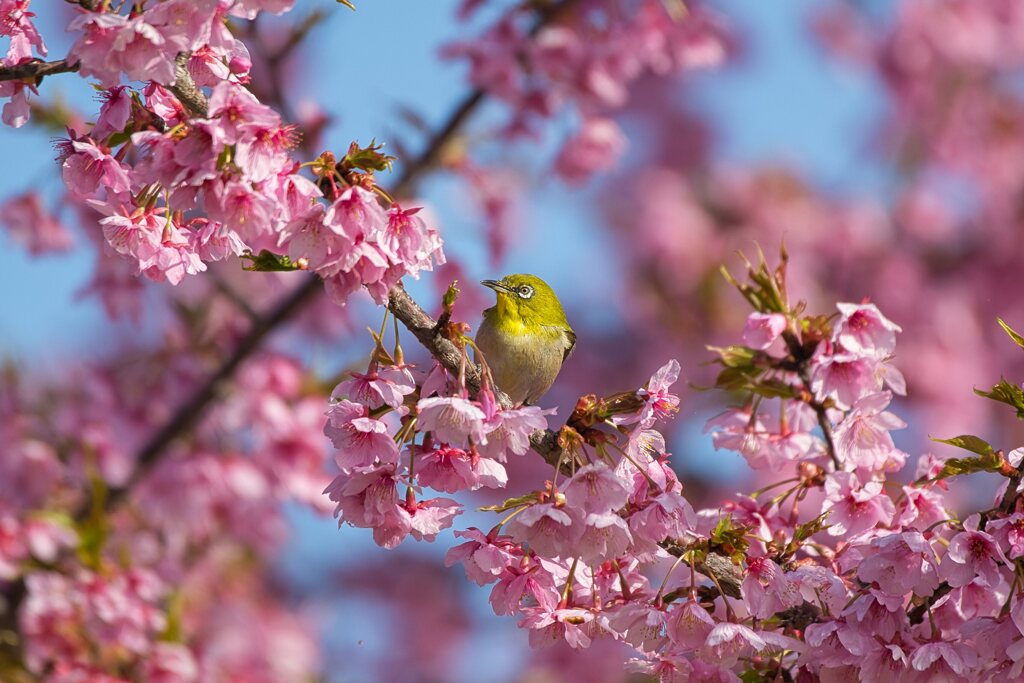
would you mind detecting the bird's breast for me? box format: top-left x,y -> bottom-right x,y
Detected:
475,319 -> 572,405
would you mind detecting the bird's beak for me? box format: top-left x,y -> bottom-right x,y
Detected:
481,279 -> 513,294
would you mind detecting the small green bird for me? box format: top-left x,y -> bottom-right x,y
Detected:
476,274 -> 576,405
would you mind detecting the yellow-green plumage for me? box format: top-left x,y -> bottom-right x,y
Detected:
475,274 -> 575,405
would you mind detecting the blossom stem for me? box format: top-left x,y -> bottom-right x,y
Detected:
607,439 -> 659,490
654,553 -> 688,604
494,505 -> 528,531
612,560 -> 632,601
750,477 -> 801,499
559,558 -> 579,608
706,565 -> 735,621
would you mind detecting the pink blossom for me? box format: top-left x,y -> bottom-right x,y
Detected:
235,123 -> 298,182
489,558 -> 559,616
811,352 -> 879,409
478,404 -> 551,460
615,359 -> 682,428
742,312 -> 787,350
625,654 -> 695,683
834,302 -> 902,357
325,185 -> 388,240
910,641 -> 979,679
988,514 -> 1024,560
628,491 -> 694,553
699,623 -> 767,668
573,511 -> 632,564
323,464 -> 405,531
332,365 -> 416,410
205,178 -> 277,238
61,139 -> 132,198
0,76 -> 32,127
144,82 -> 185,124
407,497 -> 462,542
604,602 -> 667,652
857,531 -> 940,597
206,82 -> 280,145
858,643 -> 913,683
832,391 -> 907,471
91,87 -> 133,140
419,360 -> 453,398
519,606 -> 598,649
666,598 -> 716,650
416,396 -> 487,445
554,117 -> 627,183
505,502 -> 581,559
0,192 -> 73,254
139,643 -> 199,683
563,462 -> 631,514
742,557 -> 801,618
0,514 -> 26,579
444,527 -> 519,585
381,203 -> 446,277
940,529 -> 1009,588
822,471 -> 895,537
894,485 -> 950,531
190,218 -> 247,262
415,445 -> 507,492
323,400 -> 398,469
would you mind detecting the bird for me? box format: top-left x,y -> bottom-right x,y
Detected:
475,274 -> 575,405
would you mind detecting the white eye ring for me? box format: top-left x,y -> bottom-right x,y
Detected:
517,285 -> 534,299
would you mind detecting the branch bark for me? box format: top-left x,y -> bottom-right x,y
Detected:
167,53 -> 209,118
0,59 -> 79,83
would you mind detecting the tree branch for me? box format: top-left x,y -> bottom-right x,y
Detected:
0,59 -> 79,83
167,53 -> 209,118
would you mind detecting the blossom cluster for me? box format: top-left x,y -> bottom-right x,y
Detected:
445,0 -> 727,184
1,0 -> 444,310
324,256 -> 1024,681
0,336 -> 329,681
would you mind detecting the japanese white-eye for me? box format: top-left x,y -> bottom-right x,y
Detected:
475,274 -> 576,405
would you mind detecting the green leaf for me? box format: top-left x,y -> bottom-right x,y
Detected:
478,492 -> 539,513
707,345 -> 758,368
343,139 -> 395,173
930,435 -> 1003,479
936,452 -> 1003,479
709,515 -> 750,562
998,317 -> 1024,350
713,365 -> 765,392
241,249 -> 305,272
975,378 -> 1024,420
931,434 -> 994,456
793,511 -> 831,543
748,378 -> 799,399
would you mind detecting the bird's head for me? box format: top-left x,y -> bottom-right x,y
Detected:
480,274 -> 569,328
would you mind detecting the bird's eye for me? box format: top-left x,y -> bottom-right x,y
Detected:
517,285 -> 534,299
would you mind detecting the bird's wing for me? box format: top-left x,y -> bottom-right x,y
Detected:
562,329 -> 577,362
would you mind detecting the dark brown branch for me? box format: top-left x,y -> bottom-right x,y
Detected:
0,59 -> 79,83
661,542 -> 744,600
